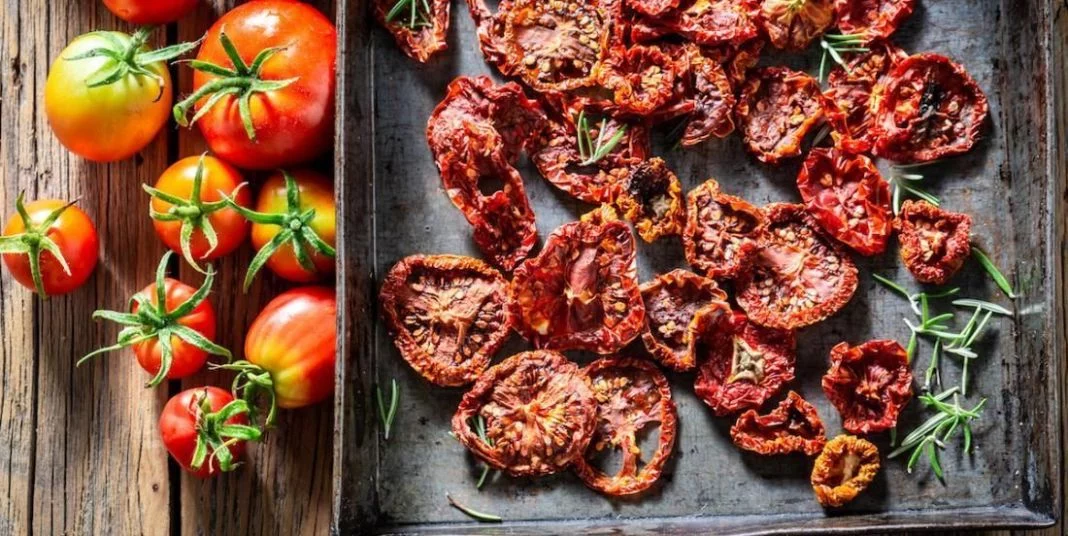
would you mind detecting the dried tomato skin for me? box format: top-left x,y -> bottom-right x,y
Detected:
596,45 -> 682,117
502,0 -> 611,92
834,0 -> 916,41
573,357 -> 678,496
736,203 -> 859,330
452,350 -> 597,477
825,42 -> 907,155
628,0 -> 760,46
373,0 -> 450,62
509,219 -> 645,354
895,200 -> 973,284
757,0 -> 834,51
464,0 -> 512,72
627,0 -> 680,18
682,178 -> 767,280
872,53 -> 989,163
736,67 -> 831,164
681,54 -> 737,146
822,339 -> 913,434
640,269 -> 730,372
612,158 -> 686,242
731,391 -> 827,456
811,435 -> 880,507
797,148 -> 892,256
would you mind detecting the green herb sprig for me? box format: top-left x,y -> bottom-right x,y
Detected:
474,414 -> 495,489
447,494 -> 502,523
817,33 -> 870,83
888,164 -> 941,215
576,110 -> 627,166
972,246 -> 1016,298
376,379 -> 399,440
385,0 -> 433,30
887,387 -> 986,481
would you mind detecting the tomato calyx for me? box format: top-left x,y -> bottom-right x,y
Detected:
65,27 -> 199,95
0,192 -> 77,298
78,251 -> 231,387
173,31 -> 299,141
214,361 -> 278,427
188,390 -> 263,473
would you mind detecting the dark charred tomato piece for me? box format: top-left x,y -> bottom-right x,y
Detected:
502,0 -> 611,92
640,269 -> 730,372
736,203 -> 859,330
681,53 -> 736,146
510,219 -> 645,354
694,311 -> 796,416
373,0 -> 449,62
811,435 -> 880,507
736,67 -> 831,164
596,45 -> 681,117
758,0 -> 834,50
613,158 -> 686,242
682,178 -> 767,280
629,0 -> 760,46
895,200 -> 972,284
872,53 -> 989,163
573,357 -> 678,496
452,350 -> 596,477
822,339 -> 913,434
834,0 -> 916,41
627,0 -> 680,18
379,255 -> 512,387
730,391 -> 827,456
825,42 -> 908,154
797,148 -> 892,256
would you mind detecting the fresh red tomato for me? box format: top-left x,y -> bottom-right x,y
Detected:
159,387 -> 263,478
103,0 -> 199,24
1,195 -> 98,297
173,1 -> 337,169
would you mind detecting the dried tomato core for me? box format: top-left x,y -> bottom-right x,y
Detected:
727,338 -> 765,383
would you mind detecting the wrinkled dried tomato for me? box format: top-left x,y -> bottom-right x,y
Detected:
427,76 -> 546,163
581,204 -> 621,226
758,0 -> 834,50
682,178 -> 766,280
596,45 -> 682,117
681,53 -> 736,146
895,200 -> 972,284
510,219 -> 645,354
731,391 -> 827,456
452,350 -> 596,476
736,67 -> 832,164
464,0 -> 512,72
822,339 -> 913,434
629,0 -> 760,46
374,0 -> 450,63
797,148 -> 892,256
573,357 -> 678,496
612,158 -> 686,242
872,53 -> 989,163
502,0 -> 611,92
825,42 -> 908,154
640,269 -> 730,372
627,0 -> 680,18
811,435 -> 880,507
694,311 -> 796,416
380,255 -> 511,387
704,38 -> 765,88
834,0 -> 916,41
736,203 -> 858,330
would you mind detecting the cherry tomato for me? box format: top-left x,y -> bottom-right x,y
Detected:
159,387 -> 262,478
103,0 -> 199,24
1,195 -> 98,297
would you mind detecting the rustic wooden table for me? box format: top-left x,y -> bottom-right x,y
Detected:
0,1 -> 1062,535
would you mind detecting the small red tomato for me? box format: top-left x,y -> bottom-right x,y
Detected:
1,194 -> 99,297
103,0 -> 199,24
159,386 -> 263,478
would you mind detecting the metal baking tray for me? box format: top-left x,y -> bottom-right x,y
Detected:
331,0 -> 1064,533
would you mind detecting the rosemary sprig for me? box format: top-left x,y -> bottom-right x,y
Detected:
888,165 -> 941,215
376,379 -> 399,440
972,246 -> 1017,298
888,388 -> 986,481
474,414 -> 495,489
576,110 -> 627,166
385,0 -> 433,29
447,494 -> 502,523
817,33 -> 870,83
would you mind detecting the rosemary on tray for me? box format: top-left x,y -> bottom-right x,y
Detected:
376,378 -> 399,440
972,246 -> 1017,298
817,33 -> 870,83
447,493 -> 503,523
576,110 -> 627,166
474,414 -> 495,490
385,0 -> 433,30
888,387 -> 987,481
887,164 -> 941,216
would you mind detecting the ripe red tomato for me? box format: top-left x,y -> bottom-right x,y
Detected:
130,277 -> 218,382
159,387 -> 262,478
1,196 -> 98,297
174,1 -> 337,169
103,0 -> 199,24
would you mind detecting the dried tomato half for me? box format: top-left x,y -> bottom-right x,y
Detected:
895,200 -> 972,284
730,391 -> 827,456
452,350 -> 596,477
380,255 -> 511,387
373,0 -> 450,63
502,0 -> 611,92
797,148 -> 892,256
822,339 -> 913,434
825,42 -> 907,154
694,311 -> 796,416
596,45 -> 682,117
704,38 -> 765,88
811,435 -> 880,507
872,53 -> 989,163
834,0 -> 916,41
573,357 -> 678,496
736,203 -> 858,330
640,269 -> 730,372
682,178 -> 766,280
510,219 -> 645,354
613,158 -> 686,242
629,0 -> 760,46
681,54 -> 736,146
736,67 -> 832,164
757,0 -> 834,50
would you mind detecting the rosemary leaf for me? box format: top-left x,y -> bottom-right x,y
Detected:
972,247 -> 1016,298
447,494 -> 502,523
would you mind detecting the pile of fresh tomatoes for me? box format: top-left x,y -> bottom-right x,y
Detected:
1,0 -> 338,478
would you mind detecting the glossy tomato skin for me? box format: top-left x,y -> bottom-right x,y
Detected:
252,169 -> 336,282
150,156 -> 250,261
103,0 -> 199,24
245,286 -> 336,408
159,387 -> 248,478
131,278 -> 217,380
2,200 -> 99,295
45,32 -> 171,162
193,1 -> 337,169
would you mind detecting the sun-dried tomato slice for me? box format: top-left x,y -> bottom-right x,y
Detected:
502,0 -> 611,92
510,219 -> 645,354
694,311 -> 796,416
629,0 -> 760,46
380,255 -> 511,386
811,435 -> 880,507
682,178 -> 766,280
825,42 -> 908,154
797,148 -> 892,256
464,0 -> 513,72
374,0 -> 450,62
627,0 -> 680,18
452,350 -> 596,476
736,67 -> 832,164
736,203 -> 858,330
640,269 -> 730,372
596,45 -> 682,117
612,158 -> 686,242
680,53 -> 736,146
731,391 -> 827,456
872,53 -> 989,163
704,38 -> 765,88
757,0 -> 834,50
822,339 -> 912,434
895,200 -> 972,284
834,0 -> 915,41
573,357 -> 677,496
